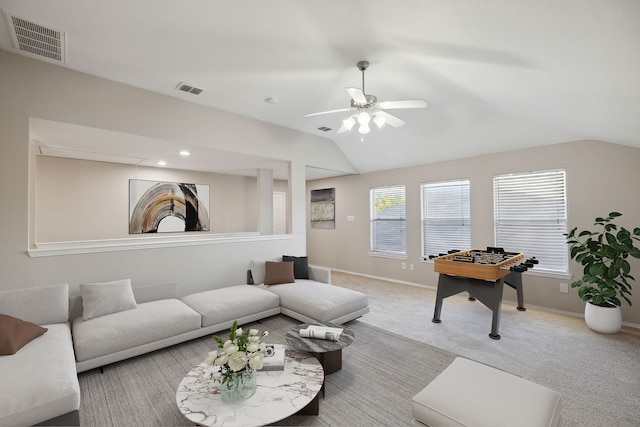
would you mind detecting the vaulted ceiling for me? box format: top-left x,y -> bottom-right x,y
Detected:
1,0 -> 639,177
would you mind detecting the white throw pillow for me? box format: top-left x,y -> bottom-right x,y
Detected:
249,258 -> 280,285
80,279 -> 137,320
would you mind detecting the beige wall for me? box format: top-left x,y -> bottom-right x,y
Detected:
0,51 -> 356,297
307,140 -> 640,325
35,156 -> 288,242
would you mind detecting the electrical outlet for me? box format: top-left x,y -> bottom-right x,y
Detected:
560,282 -> 569,293
410,264 -> 414,270
401,262 -> 407,270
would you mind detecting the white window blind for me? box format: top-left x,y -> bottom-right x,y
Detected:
421,179 -> 471,259
493,169 -> 568,274
370,185 -> 406,256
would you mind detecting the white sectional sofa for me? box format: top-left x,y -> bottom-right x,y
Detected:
0,261 -> 368,425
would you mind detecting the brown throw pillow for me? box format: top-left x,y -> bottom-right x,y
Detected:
264,261 -> 296,285
0,314 -> 48,355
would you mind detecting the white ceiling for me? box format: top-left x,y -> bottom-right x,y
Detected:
1,0 -> 639,178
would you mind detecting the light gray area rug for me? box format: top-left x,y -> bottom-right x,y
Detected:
78,315 -> 456,426
332,271 -> 640,427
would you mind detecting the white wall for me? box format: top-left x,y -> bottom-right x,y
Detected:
306,140 -> 640,324
0,51 -> 356,297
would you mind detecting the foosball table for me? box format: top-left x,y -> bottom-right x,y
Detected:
430,248 -> 538,339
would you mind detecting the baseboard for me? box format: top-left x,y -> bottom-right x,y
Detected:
328,267 -> 437,291
326,266 -> 640,331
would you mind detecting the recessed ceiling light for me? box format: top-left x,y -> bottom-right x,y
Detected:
157,160 -> 167,166
180,150 -> 190,156
264,97 -> 279,104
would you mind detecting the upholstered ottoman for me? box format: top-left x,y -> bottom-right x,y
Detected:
412,357 -> 562,427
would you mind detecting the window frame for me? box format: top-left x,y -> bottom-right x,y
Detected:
369,185 -> 407,258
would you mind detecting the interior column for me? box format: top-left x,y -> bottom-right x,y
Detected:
257,168 -> 274,235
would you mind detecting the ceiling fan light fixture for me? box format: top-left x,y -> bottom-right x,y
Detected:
357,111 -> 371,125
358,124 -> 370,134
343,116 -> 356,131
373,115 -> 386,129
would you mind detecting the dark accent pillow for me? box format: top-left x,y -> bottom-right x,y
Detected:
264,261 -> 296,285
0,314 -> 48,355
282,255 -> 310,279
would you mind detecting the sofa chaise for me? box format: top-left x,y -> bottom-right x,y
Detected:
0,284 -> 80,427
248,258 -> 370,324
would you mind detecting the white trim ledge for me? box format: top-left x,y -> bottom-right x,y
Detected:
28,233 -> 292,257
368,251 -> 408,261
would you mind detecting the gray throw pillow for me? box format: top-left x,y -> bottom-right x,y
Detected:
282,255 -> 310,279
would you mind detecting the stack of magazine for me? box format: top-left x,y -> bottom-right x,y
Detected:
299,325 -> 343,341
260,344 -> 286,371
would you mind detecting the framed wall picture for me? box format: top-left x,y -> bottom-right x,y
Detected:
129,179 -> 210,234
310,188 -> 335,229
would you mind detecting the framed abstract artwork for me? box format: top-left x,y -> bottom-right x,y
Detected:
310,188 -> 335,229
129,179 -> 210,234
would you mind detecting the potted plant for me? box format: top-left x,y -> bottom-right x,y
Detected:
565,212 -> 640,333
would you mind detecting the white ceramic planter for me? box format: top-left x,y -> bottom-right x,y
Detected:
584,302 -> 622,334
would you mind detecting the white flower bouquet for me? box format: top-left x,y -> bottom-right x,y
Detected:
205,320 -> 269,384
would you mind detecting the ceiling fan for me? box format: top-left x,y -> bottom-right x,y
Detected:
304,60 -> 427,140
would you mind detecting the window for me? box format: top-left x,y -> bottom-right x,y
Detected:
370,185 -> 406,256
421,179 -> 471,259
493,169 -> 568,274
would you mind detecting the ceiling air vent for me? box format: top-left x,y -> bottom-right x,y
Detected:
176,82 -> 204,95
3,10 -> 66,63
318,126 -> 332,132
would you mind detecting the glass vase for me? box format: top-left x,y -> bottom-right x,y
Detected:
220,368 -> 257,403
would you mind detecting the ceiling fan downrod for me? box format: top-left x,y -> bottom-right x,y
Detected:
357,60 -> 369,96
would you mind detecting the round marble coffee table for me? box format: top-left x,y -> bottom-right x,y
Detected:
285,322 -> 355,375
176,347 -> 324,427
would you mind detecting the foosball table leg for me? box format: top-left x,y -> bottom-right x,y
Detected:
432,295 -> 443,324
504,271 -> 526,311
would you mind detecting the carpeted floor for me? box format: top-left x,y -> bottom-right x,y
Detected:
78,272 -> 640,426
332,271 -> 640,427
78,315 -> 456,426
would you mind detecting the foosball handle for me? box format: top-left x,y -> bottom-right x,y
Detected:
510,265 -> 527,273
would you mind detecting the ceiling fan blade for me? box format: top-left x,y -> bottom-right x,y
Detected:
378,99 -> 427,110
304,107 -> 353,117
345,87 -> 368,105
375,110 -> 405,128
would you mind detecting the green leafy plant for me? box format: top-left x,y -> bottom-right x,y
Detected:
565,212 -> 640,307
